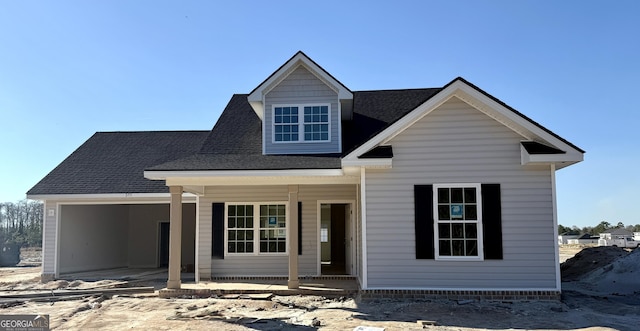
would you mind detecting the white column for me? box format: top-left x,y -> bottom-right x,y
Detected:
288,185 -> 299,289
167,186 -> 183,289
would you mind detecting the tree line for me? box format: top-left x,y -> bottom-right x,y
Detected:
559,221 -> 640,236
0,200 -> 43,247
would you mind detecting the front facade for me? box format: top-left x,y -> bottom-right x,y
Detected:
29,52 -> 584,298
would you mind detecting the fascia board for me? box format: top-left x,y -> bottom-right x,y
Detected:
144,169 -> 345,180
341,158 -> 392,168
166,175 -> 360,186
26,193 -> 198,203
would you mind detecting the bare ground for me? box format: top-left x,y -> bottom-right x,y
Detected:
0,246 -> 638,331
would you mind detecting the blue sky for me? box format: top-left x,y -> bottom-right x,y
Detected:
0,1 -> 638,228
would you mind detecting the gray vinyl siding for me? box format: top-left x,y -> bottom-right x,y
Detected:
42,200 -> 58,276
196,185 -> 356,277
264,65 -> 340,154
364,97 -> 557,289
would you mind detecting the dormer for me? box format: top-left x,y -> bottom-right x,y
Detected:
248,52 -> 353,155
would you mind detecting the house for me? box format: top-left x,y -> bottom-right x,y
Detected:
599,228 -> 634,240
558,231 -> 580,245
567,233 -> 599,245
28,52 -> 584,300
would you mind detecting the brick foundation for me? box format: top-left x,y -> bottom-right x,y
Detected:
358,289 -> 560,301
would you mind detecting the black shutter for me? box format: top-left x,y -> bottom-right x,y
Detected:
482,184 -> 503,259
415,185 -> 434,259
212,203 -> 225,259
298,201 -> 302,255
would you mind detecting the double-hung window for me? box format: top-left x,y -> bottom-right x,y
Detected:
274,106 -> 299,142
303,106 -> 329,141
434,183 -> 483,260
273,104 -> 330,143
226,203 -> 288,255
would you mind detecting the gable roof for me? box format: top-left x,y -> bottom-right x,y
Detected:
27,131 -> 209,196
343,77 -> 584,169
247,51 -> 353,120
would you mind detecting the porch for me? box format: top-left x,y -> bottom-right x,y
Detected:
54,267 -> 359,298
159,276 -> 359,298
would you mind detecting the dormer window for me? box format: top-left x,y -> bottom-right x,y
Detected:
303,106 -> 329,141
274,106 -> 299,142
273,104 -> 330,143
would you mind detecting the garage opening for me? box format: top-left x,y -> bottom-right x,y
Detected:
57,203 -> 195,275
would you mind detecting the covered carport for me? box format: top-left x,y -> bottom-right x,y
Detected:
55,202 -> 195,275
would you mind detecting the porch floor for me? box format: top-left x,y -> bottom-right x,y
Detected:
59,268 -> 358,298
159,277 -> 360,298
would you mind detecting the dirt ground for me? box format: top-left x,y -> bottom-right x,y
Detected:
1,246 -> 639,331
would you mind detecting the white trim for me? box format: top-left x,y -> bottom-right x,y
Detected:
194,196 -> 201,282
262,94 -> 266,153
520,143 -> 583,169
551,164 -> 561,291
145,169 -> 345,180
224,202 -> 289,257
28,192 -> 197,203
317,200 -> 357,276
432,183 -> 484,261
341,158 -> 392,168
271,103 -> 332,144
54,202 -> 60,277
360,168 -> 368,289
166,176 -> 359,187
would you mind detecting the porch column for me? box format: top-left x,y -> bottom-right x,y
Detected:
167,186 -> 183,289
288,185 -> 299,289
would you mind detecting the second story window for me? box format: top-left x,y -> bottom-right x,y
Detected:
303,106 -> 329,141
273,104 -> 330,143
274,106 -> 299,142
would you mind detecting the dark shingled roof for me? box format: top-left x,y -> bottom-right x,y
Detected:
149,88 -> 441,171
29,78 -> 584,195
27,131 -> 209,195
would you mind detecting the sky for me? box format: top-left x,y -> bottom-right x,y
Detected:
0,1 -> 638,228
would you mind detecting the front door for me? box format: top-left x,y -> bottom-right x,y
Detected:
320,203 -> 351,275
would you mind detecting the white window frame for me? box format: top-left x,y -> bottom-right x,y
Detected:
224,202 -> 289,256
433,183 -> 484,261
272,103 -> 331,143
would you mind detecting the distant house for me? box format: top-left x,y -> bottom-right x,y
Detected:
599,228 -> 634,240
558,231 -> 579,245
567,233 -> 599,245
28,51 -> 584,300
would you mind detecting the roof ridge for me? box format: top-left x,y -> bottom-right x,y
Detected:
94,130 -> 211,134
353,87 -> 441,93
